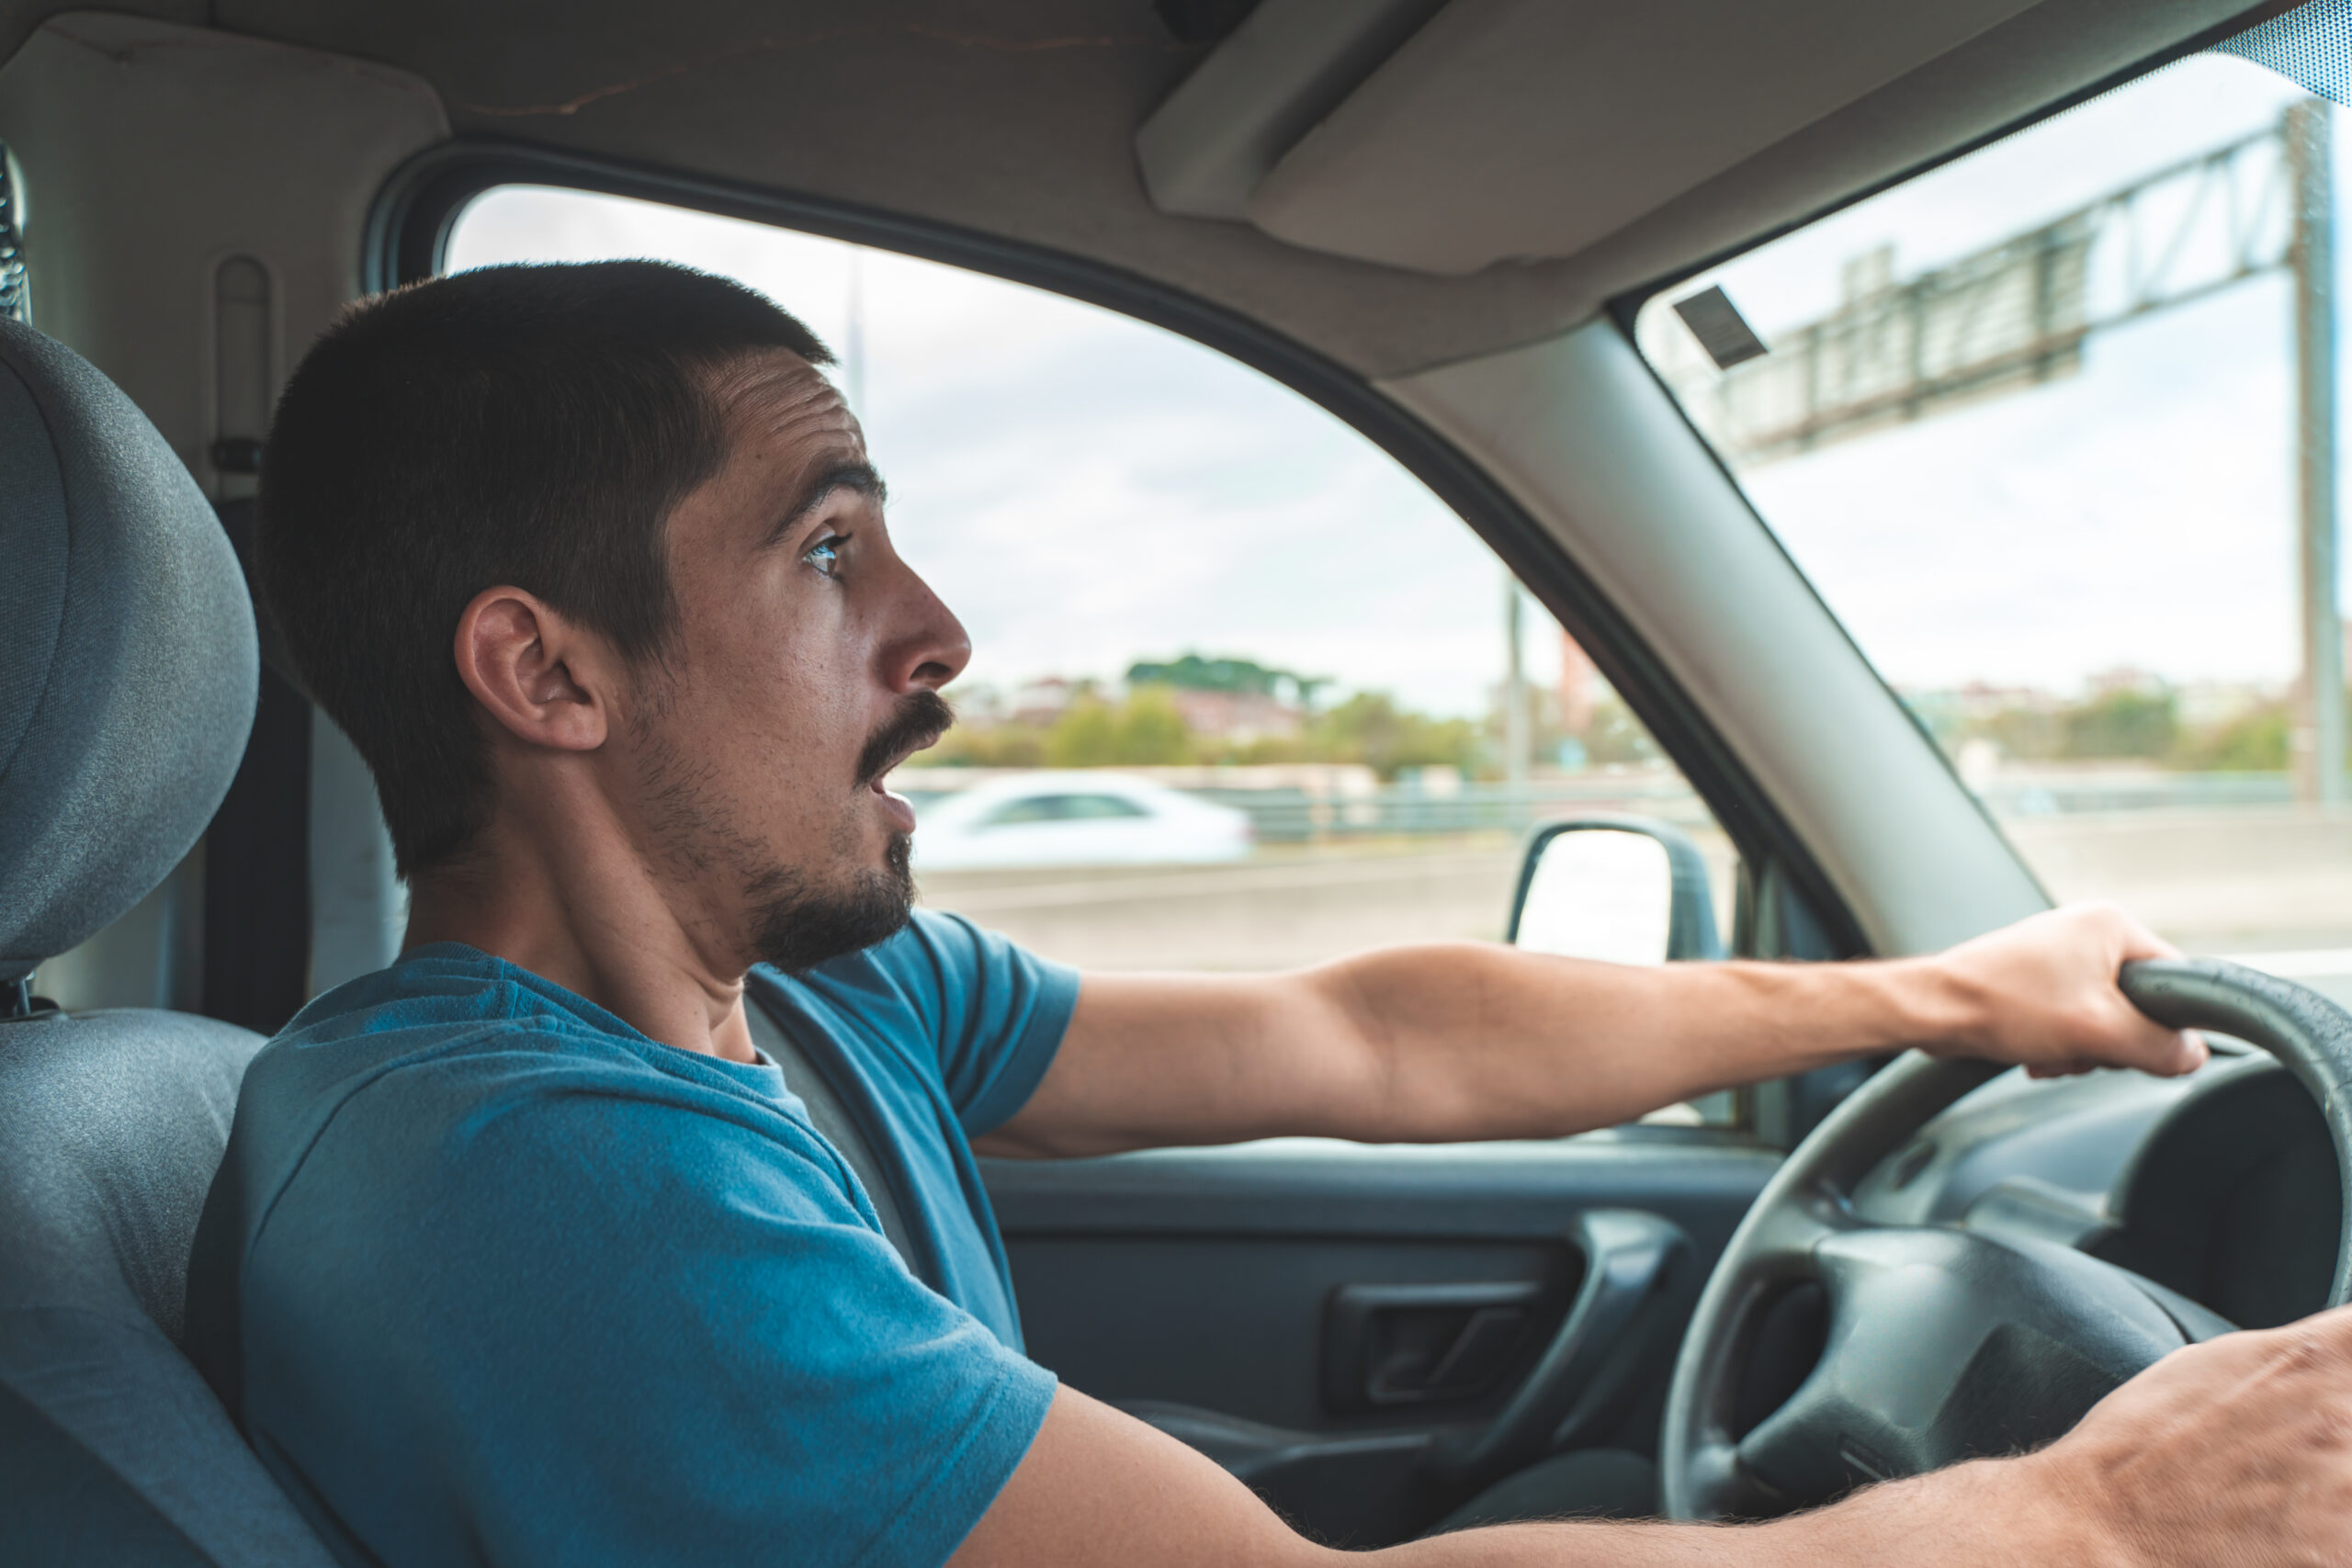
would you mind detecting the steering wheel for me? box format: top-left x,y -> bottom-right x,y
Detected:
1659,957 -> 2352,1520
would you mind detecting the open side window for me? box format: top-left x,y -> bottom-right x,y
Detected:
439,180 -> 1781,1124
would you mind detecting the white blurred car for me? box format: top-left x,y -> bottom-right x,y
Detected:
909,773 -> 1253,871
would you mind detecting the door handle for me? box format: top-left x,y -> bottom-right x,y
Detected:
1322,1280 -> 1544,1413
1425,1209 -> 1687,1492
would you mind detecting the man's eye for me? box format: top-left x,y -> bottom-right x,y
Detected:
803,536 -> 844,577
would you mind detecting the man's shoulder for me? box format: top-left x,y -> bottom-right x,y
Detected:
218,951 -> 854,1255
232,948 -> 793,1179
246,946 -> 642,1102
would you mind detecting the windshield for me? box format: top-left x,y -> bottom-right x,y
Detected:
1635,53 -> 2352,990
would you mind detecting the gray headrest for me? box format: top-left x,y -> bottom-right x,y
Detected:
0,319 -> 257,983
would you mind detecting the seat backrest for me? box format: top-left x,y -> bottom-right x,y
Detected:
0,315 -> 337,1565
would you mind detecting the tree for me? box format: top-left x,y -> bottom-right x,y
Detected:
2064,688 -> 2176,759
1044,690 -> 1195,767
1111,686 -> 1193,764
1305,693 -> 1479,779
1124,653 -> 1329,710
1044,697 -> 1119,768
2174,704 -> 2290,771
1580,697 -> 1662,766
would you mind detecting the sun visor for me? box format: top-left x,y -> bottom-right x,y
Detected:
1136,0 -> 1451,220
1145,0 -> 2046,276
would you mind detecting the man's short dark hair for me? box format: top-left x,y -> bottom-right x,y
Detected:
257,260 -> 833,879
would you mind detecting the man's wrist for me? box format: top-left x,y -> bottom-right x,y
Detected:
2007,1446 -> 2138,1568
1871,953 -> 1994,1057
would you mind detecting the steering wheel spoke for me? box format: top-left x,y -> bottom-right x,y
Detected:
1738,1177 -> 1861,1273
1681,1437 -> 1786,1522
1736,1226 -> 2188,1506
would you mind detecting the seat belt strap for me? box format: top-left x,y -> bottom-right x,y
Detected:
741,998 -> 924,1279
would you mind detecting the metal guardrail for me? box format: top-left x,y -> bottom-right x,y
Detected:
1970,772 -> 2294,817
900,768 -> 2305,847
1181,771 -> 2301,841
1184,777 -> 1718,843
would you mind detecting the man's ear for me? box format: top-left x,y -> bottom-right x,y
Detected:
452,586 -> 612,753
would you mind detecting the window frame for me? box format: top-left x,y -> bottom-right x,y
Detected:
368,139 -> 1868,958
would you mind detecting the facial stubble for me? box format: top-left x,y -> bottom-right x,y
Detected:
638,689 -> 951,976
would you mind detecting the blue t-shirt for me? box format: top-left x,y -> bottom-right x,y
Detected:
186,909 -> 1080,1568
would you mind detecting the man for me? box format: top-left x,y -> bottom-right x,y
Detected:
188,259 -> 2352,1567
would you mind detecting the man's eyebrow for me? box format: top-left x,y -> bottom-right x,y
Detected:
763,459 -> 888,548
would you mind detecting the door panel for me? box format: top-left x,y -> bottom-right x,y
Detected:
985,1131 -> 1777,1544
1010,1235 -> 1577,1433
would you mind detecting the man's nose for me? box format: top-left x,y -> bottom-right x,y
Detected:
883,570 -> 971,694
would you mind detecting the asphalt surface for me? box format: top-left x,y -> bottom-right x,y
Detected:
917,810 -> 2352,998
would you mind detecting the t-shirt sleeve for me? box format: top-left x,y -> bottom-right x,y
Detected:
241,1076 -> 1057,1568
889,909 -> 1080,1137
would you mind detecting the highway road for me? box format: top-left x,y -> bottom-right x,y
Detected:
918,809 -> 2352,1006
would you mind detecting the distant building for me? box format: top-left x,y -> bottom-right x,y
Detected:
947,683 -> 1008,728
1161,687 -> 1301,745
1009,677 -> 1079,727
2085,666 -> 2167,698
2177,680 -> 2283,728
1951,682 -> 2058,721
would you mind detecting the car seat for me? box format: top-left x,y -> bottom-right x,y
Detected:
0,316 -> 337,1563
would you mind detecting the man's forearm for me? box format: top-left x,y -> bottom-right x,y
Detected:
985,907 -> 2197,1158
976,948 -> 1922,1157
1310,942 -> 1970,1144
955,1386 -> 2131,1568
1366,1457 -> 2105,1567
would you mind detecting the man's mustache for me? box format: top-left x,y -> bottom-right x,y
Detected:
857,690 -> 955,787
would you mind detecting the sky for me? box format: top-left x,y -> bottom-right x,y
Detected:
450,50 -> 2337,714
1641,54 -> 2335,695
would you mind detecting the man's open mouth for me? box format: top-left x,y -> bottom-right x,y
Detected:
855,691 -> 956,795
861,730 -> 944,794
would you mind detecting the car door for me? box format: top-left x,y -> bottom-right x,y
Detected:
982,1129 -> 1780,1544
970,795 -> 1091,866
1006,792 -> 1153,864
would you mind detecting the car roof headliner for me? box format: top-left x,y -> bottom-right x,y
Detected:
4,0 -> 2279,377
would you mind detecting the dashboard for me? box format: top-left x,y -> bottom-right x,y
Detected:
1849,1052 -> 2342,1330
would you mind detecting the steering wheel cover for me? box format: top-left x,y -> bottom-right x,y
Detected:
1660,958 -> 2352,1521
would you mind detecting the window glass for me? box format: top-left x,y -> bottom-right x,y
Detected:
1635,58 -> 2352,1002
449,188 -> 1734,979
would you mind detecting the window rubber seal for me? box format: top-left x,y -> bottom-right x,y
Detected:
367,137 -> 1871,958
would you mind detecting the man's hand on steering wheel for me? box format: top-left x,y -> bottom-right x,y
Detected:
1921,902 -> 2208,1079
2020,1302 -> 2352,1566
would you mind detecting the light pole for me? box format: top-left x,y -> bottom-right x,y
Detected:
2287,98 -> 2345,806
1503,575 -> 1529,807
844,247 -> 867,417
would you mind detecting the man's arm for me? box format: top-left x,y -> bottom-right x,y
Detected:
953,1306 -> 2352,1566
950,1383 -> 2077,1568
975,904 -> 2202,1159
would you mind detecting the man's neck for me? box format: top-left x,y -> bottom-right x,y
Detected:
401,802 -> 759,1064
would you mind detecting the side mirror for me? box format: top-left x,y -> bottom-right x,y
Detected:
1507,817 -> 1724,964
